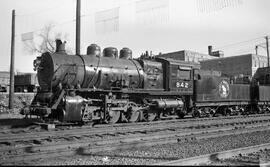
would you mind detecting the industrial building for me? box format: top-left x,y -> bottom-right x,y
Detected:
155,45 -> 224,63
155,47 -> 269,83
200,54 -> 269,78
156,50 -> 217,63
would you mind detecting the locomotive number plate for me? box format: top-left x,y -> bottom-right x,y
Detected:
176,82 -> 189,88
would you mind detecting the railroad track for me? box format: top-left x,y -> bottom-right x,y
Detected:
154,142 -> 270,166
88,113 -> 270,129
0,113 -> 269,135
1,114 -> 270,145
1,118 -> 270,165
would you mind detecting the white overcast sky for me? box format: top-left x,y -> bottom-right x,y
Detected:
0,0 -> 270,72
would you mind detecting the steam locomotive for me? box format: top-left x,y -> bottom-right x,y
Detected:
21,40 -> 270,124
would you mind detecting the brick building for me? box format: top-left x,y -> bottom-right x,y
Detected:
200,54 -> 269,77
156,50 -> 218,63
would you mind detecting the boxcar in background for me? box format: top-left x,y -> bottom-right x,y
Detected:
15,73 -> 38,92
253,67 -> 270,111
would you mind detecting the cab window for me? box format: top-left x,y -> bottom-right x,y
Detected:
178,70 -> 190,80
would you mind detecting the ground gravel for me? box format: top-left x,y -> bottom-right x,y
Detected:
210,148 -> 270,166
0,93 -> 34,114
28,130 -> 270,165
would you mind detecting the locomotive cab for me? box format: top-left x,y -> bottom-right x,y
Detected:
156,57 -> 200,95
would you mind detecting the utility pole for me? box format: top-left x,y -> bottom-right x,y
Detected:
9,9 -> 15,109
76,0 -> 81,55
266,36 -> 269,67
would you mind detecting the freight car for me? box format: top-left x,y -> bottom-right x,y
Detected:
15,73 -> 38,92
252,67 -> 270,112
21,40 -> 270,124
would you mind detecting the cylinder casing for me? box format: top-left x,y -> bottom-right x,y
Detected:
153,99 -> 183,108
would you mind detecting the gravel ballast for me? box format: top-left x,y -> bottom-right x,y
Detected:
26,129 -> 270,165
210,148 -> 270,166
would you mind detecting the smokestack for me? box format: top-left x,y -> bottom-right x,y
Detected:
208,45 -> 213,55
55,39 -> 62,52
55,39 -> 66,53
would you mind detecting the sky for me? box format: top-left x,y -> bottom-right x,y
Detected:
0,0 -> 270,73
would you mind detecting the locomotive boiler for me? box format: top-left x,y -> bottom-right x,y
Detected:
36,42 -> 142,91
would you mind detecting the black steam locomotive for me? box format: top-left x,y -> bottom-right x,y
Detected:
21,40 -> 270,124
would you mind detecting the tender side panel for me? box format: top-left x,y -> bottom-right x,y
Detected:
195,76 -> 250,103
229,84 -> 250,101
259,86 -> 270,102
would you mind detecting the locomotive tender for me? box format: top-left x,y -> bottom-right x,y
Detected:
22,40 -> 270,123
